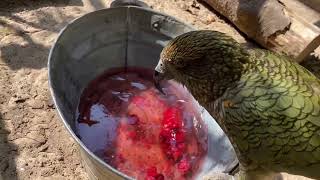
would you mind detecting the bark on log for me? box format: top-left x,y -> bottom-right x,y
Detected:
203,0 -> 320,62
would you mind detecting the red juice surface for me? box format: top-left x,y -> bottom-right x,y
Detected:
76,67 -> 208,180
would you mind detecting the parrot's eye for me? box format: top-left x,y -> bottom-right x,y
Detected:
162,57 -> 170,62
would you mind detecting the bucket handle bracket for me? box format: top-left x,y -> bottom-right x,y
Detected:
110,0 -> 149,8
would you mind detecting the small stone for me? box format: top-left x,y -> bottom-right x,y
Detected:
204,15 -> 216,25
186,8 -> 198,15
180,3 -> 188,10
191,0 -> 200,9
14,97 -> 28,103
29,99 -> 44,109
57,156 -> 64,161
47,98 -> 55,108
38,144 -> 49,152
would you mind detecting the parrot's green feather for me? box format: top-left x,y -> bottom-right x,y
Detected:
158,30 -> 320,179
221,49 -> 320,179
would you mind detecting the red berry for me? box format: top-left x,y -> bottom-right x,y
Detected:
177,158 -> 191,174
160,107 -> 187,161
131,96 -> 146,107
145,177 -> 156,180
155,174 -> 164,180
127,131 -> 137,140
145,167 -> 165,180
163,107 -> 182,129
177,143 -> 185,150
146,166 -> 158,177
117,154 -> 126,164
175,131 -> 185,143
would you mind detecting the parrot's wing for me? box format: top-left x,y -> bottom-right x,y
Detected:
221,49 -> 320,172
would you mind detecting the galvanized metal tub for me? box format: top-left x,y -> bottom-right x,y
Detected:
48,1 -> 238,179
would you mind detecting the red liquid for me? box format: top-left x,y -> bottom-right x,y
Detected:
76,67 -> 207,180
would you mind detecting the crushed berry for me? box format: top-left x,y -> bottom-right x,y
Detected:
145,167 -> 165,180
155,174 -> 165,180
160,107 -> 186,161
147,166 -> 158,177
76,67 -> 207,180
178,158 -> 191,174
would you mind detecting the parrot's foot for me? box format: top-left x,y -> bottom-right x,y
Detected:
203,172 -> 235,180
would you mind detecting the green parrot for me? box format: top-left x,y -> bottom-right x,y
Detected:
153,30 -> 320,180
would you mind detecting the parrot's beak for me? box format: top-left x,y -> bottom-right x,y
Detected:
153,70 -> 165,95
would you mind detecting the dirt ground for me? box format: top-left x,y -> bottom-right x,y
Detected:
0,0 -> 318,180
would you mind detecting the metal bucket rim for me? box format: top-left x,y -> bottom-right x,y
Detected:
48,5 -> 196,179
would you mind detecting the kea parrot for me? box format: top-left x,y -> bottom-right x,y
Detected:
153,30 -> 320,180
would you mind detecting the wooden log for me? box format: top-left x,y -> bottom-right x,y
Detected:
202,0 -> 320,62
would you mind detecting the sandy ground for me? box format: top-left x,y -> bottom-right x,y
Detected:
0,0 -> 318,180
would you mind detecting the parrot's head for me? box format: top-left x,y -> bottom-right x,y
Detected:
154,30 -> 250,104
